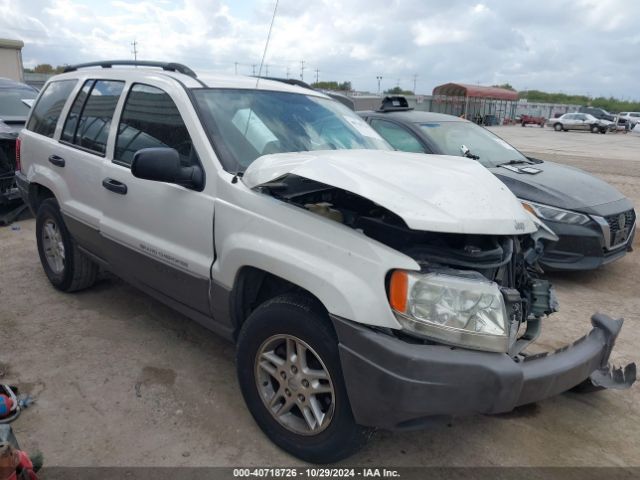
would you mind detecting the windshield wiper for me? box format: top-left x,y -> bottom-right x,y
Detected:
497,159 -> 534,167
460,145 -> 479,160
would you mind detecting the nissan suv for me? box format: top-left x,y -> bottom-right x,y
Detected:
16,61 -> 635,463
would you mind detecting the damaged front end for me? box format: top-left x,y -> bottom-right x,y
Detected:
246,152 -> 635,399
256,172 -> 557,354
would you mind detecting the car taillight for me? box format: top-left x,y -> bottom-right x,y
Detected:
15,137 -> 21,172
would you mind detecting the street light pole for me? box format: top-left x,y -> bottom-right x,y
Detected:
376,75 -> 382,95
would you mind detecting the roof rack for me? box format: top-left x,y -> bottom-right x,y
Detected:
377,95 -> 414,112
62,60 -> 197,78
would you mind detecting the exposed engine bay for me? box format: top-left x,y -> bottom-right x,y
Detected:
258,174 -> 558,354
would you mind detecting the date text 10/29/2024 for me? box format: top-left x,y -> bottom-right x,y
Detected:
233,468 -> 401,478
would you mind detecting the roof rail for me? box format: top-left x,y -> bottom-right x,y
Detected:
62,60 -> 197,78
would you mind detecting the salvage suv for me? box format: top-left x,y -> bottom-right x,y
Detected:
16,61 -> 635,463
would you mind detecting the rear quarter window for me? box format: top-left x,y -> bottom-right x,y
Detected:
26,80 -> 77,138
60,80 -> 125,155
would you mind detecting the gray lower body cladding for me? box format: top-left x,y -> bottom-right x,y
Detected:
332,313 -> 635,430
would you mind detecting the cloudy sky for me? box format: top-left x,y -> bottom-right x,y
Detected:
1,0 -> 638,98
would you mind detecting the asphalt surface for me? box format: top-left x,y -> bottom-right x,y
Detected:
1,125 -> 639,467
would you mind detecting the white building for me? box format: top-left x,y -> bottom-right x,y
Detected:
0,38 -> 25,82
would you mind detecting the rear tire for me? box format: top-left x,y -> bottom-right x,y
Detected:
236,293 -> 370,463
36,198 -> 98,292
554,123 -> 563,131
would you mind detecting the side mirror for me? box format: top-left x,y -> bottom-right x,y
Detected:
131,147 -> 204,190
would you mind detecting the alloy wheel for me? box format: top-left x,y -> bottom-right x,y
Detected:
255,334 -> 335,435
42,218 -> 65,274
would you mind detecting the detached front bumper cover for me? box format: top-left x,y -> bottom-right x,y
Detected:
333,313 -> 635,430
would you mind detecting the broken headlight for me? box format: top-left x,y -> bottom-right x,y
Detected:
388,270 -> 509,353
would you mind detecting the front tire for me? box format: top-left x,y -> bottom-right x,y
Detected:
36,198 -> 98,292
236,294 -> 370,463
554,123 -> 563,131
591,125 -> 600,133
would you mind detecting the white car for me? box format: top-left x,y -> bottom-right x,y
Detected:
619,112 -> 640,127
548,113 -> 613,133
16,61 -> 635,462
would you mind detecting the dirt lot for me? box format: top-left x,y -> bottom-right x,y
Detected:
1,126 -> 639,467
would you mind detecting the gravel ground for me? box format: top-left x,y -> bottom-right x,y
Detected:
1,126 -> 638,467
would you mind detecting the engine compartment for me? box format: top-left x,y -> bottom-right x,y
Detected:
258,174 -> 558,353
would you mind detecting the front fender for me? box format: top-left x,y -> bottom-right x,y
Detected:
211,182 -> 419,329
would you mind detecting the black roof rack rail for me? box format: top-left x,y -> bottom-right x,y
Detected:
62,60 -> 197,78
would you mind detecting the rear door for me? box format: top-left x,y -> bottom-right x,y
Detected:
99,82 -> 215,317
368,118 -> 427,153
563,114 -> 579,130
55,79 -> 125,239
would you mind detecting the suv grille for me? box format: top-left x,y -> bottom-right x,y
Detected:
605,209 -> 636,248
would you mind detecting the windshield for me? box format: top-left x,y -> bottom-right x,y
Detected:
417,121 -> 528,167
193,89 -> 389,172
0,85 -> 38,118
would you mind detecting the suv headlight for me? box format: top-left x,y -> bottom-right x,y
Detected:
388,270 -> 509,353
521,200 -> 590,225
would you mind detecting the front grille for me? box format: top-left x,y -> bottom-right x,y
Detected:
605,209 -> 636,247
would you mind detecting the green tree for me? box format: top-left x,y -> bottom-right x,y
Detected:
24,64 -> 66,74
311,80 -> 352,91
384,86 -> 414,95
492,83 -> 515,91
519,90 -> 640,112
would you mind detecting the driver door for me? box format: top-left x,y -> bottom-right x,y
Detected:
99,83 -> 215,317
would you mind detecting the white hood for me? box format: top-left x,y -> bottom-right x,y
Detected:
243,149 -> 537,235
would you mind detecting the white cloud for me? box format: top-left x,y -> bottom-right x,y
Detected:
0,0 -> 638,98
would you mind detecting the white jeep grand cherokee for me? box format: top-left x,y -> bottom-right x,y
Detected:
16,61 -> 635,463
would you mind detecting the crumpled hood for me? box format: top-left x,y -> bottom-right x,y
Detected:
243,150 -> 537,235
491,160 -> 626,211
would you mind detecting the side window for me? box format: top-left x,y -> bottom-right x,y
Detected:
61,80 -> 93,143
26,80 -> 77,138
62,80 -> 124,155
115,84 -> 196,167
369,119 -> 425,153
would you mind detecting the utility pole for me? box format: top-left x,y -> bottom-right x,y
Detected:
315,68 -> 319,84
286,66 -> 290,78
131,40 -> 138,61
300,59 -> 305,81
412,74 -> 418,94
234,62 -> 238,75
265,64 -> 269,76
376,75 -> 382,95
252,64 -> 256,76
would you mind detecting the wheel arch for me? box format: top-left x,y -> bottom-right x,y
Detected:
229,266 -> 329,340
28,182 -> 57,214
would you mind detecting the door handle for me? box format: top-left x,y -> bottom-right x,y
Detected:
102,177 -> 127,195
48,155 -> 65,167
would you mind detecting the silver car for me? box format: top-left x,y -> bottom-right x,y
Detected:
548,113 -> 613,134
